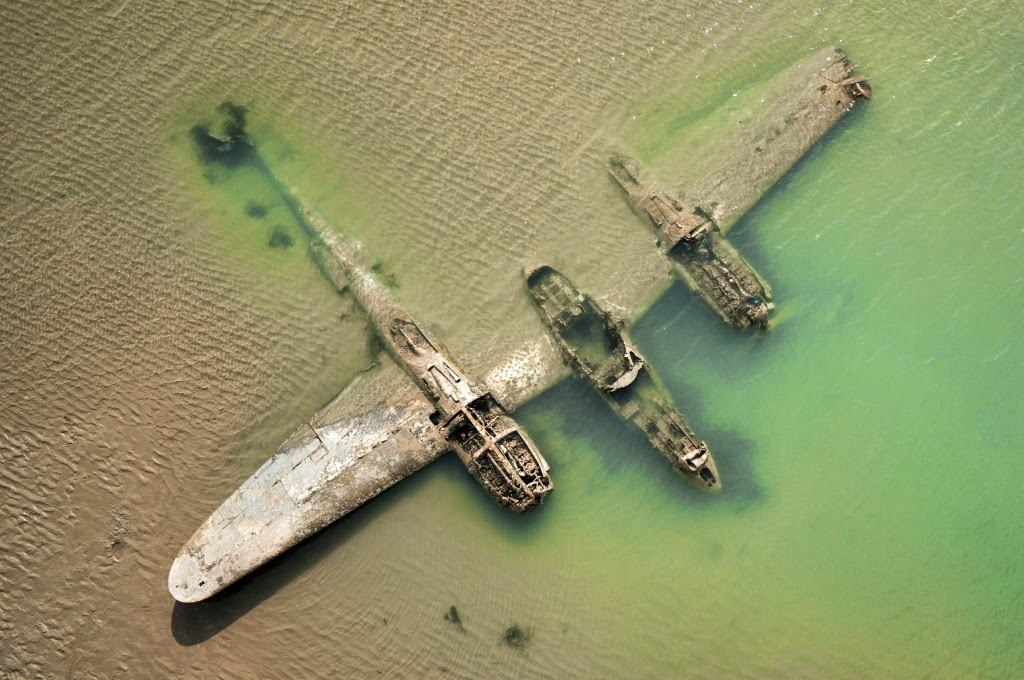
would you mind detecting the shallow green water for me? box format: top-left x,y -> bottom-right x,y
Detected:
550,8 -> 1024,672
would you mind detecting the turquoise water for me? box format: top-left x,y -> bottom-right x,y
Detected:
479,6 -> 1023,675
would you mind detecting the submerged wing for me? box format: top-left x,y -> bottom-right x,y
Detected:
168,361 -> 445,603
484,330 -> 569,411
654,47 -> 867,234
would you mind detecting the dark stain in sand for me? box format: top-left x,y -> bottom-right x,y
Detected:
268,225 -> 294,250
443,605 -> 465,632
245,202 -> 268,219
502,625 -> 531,650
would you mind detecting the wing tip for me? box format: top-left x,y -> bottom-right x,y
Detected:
168,547 -> 219,603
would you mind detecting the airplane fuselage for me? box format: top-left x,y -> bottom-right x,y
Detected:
526,266 -> 720,490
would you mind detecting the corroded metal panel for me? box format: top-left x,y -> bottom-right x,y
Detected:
683,47 -> 869,233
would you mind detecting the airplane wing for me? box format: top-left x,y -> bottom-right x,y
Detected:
645,47 -> 866,234
168,361 -> 445,603
484,332 -> 568,411
167,323 -> 573,604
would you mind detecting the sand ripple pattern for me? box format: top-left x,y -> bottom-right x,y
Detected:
4,0 -> 1007,678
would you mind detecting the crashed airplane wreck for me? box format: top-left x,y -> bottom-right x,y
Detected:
610,156 -> 776,330
526,266 -> 719,489
610,48 -> 870,330
170,46 -> 869,602
170,226 -> 554,603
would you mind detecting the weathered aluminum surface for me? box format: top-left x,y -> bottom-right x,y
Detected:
169,363 -> 445,603
679,46 -> 869,233
610,156 -> 775,330
321,233 -> 552,512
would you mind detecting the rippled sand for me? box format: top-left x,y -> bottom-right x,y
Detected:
3,1 -> 1022,678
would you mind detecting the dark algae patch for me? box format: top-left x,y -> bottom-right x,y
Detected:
268,225 -> 294,249
502,625 -> 531,650
190,100 -> 344,284
443,605 -> 465,632
191,101 -> 254,169
245,201 -> 268,218
371,260 -> 400,289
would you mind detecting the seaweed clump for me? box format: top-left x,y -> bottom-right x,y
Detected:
268,225 -> 294,250
371,260 -> 400,289
191,101 -> 255,169
245,202 -> 268,218
502,625 -> 531,650
443,605 -> 465,632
